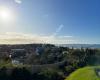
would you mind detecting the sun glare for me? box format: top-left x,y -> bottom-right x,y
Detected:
0,7 -> 14,22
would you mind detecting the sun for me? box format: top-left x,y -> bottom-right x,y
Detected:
0,7 -> 14,22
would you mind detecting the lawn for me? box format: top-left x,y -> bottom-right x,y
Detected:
65,66 -> 100,80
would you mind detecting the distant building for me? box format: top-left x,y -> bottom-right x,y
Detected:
10,49 -> 26,57
11,49 -> 25,52
10,49 -> 26,64
11,59 -> 23,65
12,59 -> 20,64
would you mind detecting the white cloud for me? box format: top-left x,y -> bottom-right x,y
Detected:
0,32 -> 75,44
52,24 -> 64,36
14,0 -> 22,4
59,36 -> 73,38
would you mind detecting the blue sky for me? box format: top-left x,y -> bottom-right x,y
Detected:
0,0 -> 100,44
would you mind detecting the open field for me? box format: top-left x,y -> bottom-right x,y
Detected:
66,66 -> 100,80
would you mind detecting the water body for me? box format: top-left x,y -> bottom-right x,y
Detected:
56,44 -> 100,49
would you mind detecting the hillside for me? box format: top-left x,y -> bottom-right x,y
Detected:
65,66 -> 100,80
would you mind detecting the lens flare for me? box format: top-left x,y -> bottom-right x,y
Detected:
0,7 -> 14,22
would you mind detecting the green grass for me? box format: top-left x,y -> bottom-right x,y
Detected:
65,66 -> 100,80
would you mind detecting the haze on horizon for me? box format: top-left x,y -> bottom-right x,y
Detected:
0,0 -> 100,44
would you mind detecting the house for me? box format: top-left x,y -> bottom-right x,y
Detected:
11,59 -> 23,65
10,49 -> 26,64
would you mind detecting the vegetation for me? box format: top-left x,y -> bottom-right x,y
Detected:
0,44 -> 100,80
66,66 -> 100,80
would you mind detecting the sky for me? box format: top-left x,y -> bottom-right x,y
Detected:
0,0 -> 100,44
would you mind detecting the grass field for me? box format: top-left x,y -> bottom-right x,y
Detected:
65,66 -> 100,80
